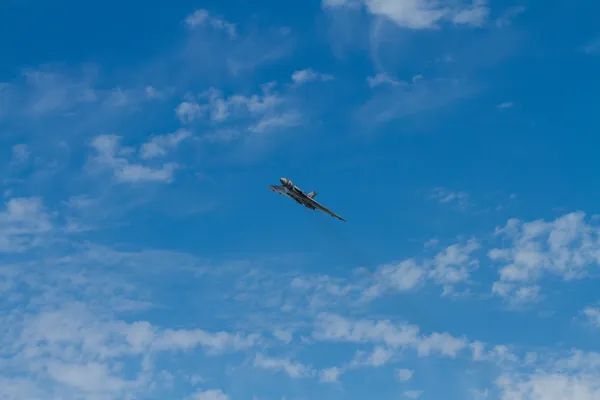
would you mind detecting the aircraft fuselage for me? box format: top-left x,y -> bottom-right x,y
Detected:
279,177 -> 316,209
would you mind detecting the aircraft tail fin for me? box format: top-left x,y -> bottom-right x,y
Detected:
307,191 -> 317,199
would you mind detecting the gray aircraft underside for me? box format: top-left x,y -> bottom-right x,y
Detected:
268,177 -> 346,222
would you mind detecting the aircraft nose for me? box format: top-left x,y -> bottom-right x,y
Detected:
280,177 -> 287,185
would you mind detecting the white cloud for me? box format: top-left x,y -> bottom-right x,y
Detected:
248,110 -> 302,133
492,282 -> 541,306
323,0 -> 489,29
469,388 -> 490,399
139,129 -> 191,159
3,66 -> 160,124
145,85 -> 162,99
350,345 -> 394,367
272,328 -> 294,343
489,212 -> 600,303
364,239 -> 480,299
359,76 -> 478,124
497,101 -> 514,109
404,390 -> 423,399
0,196 -> 52,252
176,101 -> 205,123
581,307 -> 600,328
469,342 -> 519,364
429,240 -> 481,295
88,134 -> 178,183
583,38 -> 600,54
0,280 -> 262,399
176,83 -> 303,137
253,354 -> 315,378
319,367 -> 343,383
367,73 -> 402,88
2,8 -> 600,399
184,9 -> 237,39
176,85 -> 280,124
451,0 -> 489,26
313,313 -> 420,348
190,389 -> 230,400
430,187 -> 470,209
396,368 -> 413,381
313,313 -> 469,359
155,328 -> 259,354
417,332 -> 467,357
497,372 -> 600,400
104,87 -> 129,107
496,6 -> 525,27
11,144 -> 30,164
18,67 -> 98,116
362,259 -> 426,299
322,0 -> 357,7
291,68 -> 334,86
45,361 -> 136,394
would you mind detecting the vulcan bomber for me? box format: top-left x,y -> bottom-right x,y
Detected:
268,177 -> 346,222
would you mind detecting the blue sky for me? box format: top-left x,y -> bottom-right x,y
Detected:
1,0 -> 600,399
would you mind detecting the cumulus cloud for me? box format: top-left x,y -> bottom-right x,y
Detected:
290,68 -> 334,86
88,134 -> 179,183
497,372 -> 600,400
0,252 -> 263,399
363,239 -> 481,299
396,368 -> 413,381
489,212 -> 600,303
2,4 -> 599,400
319,366 -> 343,382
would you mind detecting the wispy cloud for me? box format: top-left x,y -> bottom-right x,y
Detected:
581,306 -> 600,328
1,4 -> 599,400
359,75 -> 479,124
322,0 -> 489,29
10,144 -> 30,165
184,9 -> 237,39
253,354 -> 315,378
497,101 -> 514,109
583,38 -> 600,54
176,82 -> 304,140
0,196 -> 53,252
366,73 -> 403,88
429,187 -> 471,210
139,129 -> 191,160
495,5 -> 525,27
